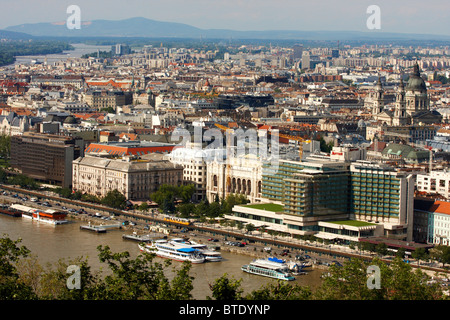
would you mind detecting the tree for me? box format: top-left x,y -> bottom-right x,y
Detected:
375,242 -> 388,257
246,280 -> 312,300
97,245 -> 194,300
162,195 -> 176,214
178,203 -> 195,218
101,189 -> 127,209
0,134 -> 11,161
429,245 -> 450,268
178,184 -> 195,203
208,201 -> 222,218
313,257 -> 445,300
411,248 -> 428,266
208,273 -> 243,300
245,223 -> 256,234
0,236 -> 36,300
138,202 -> 149,213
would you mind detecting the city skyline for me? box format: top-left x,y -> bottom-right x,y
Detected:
1,0 -> 450,36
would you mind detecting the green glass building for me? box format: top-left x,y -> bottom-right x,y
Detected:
262,159 -> 350,217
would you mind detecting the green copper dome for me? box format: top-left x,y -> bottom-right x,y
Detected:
406,64 -> 427,92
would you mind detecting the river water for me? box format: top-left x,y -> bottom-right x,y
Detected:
0,214 -> 324,300
12,43 -> 113,66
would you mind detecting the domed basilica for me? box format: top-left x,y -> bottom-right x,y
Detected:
370,63 -> 442,126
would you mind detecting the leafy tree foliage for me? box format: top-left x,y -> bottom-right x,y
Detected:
207,273 -> 243,300
0,236 -> 36,300
101,189 -> 127,209
314,257 -> 446,300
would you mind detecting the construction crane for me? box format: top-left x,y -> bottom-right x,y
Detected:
269,130 -> 310,159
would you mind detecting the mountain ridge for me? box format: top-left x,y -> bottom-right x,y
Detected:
5,17 -> 450,41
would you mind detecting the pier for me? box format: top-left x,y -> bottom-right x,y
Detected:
80,222 -> 121,233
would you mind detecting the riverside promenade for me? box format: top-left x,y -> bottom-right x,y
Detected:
1,183 -> 449,277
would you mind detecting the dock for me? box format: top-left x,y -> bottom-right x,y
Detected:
122,232 -> 164,242
80,225 -> 107,233
80,222 -> 121,233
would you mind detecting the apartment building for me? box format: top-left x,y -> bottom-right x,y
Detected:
84,90 -> 132,111
10,132 -> 84,188
416,170 -> 450,199
166,146 -> 218,201
72,153 -> 183,200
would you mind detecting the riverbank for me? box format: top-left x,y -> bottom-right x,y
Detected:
1,182 -> 449,277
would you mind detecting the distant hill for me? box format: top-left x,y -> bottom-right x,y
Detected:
0,29 -> 34,40
5,17 -> 450,41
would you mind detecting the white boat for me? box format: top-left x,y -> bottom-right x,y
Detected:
170,238 -> 222,262
138,239 -> 205,264
10,204 -> 68,225
241,257 -> 296,281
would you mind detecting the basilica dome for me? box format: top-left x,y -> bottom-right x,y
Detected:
406,64 -> 427,92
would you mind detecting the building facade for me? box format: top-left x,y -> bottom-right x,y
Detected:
350,161 -> 415,241
416,170 -> 450,199
206,154 -> 263,204
72,154 -> 183,200
10,132 -> 83,188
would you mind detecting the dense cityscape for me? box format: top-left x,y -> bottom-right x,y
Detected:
1,3 -> 450,310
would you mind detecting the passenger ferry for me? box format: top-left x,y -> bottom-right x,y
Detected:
241,257 -> 296,281
138,239 -> 205,264
10,204 -> 68,225
0,204 -> 22,217
171,238 -> 222,262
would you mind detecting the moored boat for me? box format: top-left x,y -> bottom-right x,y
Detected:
0,204 -> 22,217
138,239 -> 205,264
241,258 -> 296,281
170,238 -> 222,262
10,204 -> 68,225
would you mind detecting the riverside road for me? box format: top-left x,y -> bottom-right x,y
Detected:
0,183 -> 449,275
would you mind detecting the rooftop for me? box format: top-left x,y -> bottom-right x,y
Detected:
326,220 -> 377,227
242,203 -> 284,212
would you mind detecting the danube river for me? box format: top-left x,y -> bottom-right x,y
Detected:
0,214 -> 324,299
11,43 -> 112,66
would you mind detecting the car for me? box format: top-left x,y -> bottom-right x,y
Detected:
264,247 -> 272,252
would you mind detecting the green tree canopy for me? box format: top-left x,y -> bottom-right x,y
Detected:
101,189 -> 127,209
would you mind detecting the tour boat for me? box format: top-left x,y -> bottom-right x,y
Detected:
138,239 -> 205,264
10,204 -> 68,225
241,257 -> 296,281
170,238 -> 222,262
0,204 -> 22,217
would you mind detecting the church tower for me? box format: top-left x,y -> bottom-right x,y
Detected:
393,78 -> 408,126
372,76 -> 384,115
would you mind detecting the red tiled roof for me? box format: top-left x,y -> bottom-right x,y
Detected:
429,201 -> 450,215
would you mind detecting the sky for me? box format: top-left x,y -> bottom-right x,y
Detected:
1,0 -> 450,35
